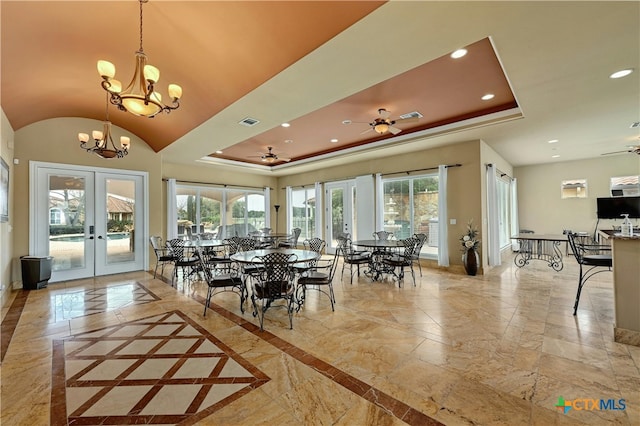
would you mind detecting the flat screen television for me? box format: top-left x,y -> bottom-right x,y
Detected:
596,196 -> 640,219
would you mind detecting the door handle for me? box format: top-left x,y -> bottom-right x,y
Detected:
98,236 -> 104,239
88,236 -> 94,240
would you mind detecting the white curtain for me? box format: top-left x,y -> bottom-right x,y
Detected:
314,182 -> 322,238
264,186 -> 271,229
510,178 -> 520,251
375,173 -> 384,232
487,164 -> 501,266
355,175 -> 375,239
166,178 -> 177,239
437,165 -> 449,266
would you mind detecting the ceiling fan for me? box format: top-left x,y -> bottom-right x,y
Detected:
345,108 -> 421,135
601,145 -> 640,156
249,146 -> 291,163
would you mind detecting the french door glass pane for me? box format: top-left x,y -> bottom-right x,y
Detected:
330,187 -> 344,244
105,179 -> 135,265
48,175 -> 86,271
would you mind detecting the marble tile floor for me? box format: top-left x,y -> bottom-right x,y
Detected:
1,254 -> 638,425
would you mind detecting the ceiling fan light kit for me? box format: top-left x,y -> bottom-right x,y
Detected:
98,0 -> 182,118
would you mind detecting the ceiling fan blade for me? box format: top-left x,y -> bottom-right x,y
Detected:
360,127 -> 374,135
601,150 -> 629,155
378,109 -> 391,119
280,157 -> 292,162
389,126 -> 402,135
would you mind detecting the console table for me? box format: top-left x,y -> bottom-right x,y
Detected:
511,233 -> 567,271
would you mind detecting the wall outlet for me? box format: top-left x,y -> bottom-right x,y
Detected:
450,219 -> 457,225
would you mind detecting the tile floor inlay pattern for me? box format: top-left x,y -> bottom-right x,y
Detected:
51,310 -> 270,425
52,282 -> 160,320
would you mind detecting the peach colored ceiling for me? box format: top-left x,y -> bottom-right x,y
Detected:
217,37 -> 517,165
1,1 -> 384,152
3,2 -> 638,169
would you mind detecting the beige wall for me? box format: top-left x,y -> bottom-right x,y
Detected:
515,155 -> 640,235
278,139 -> 484,271
12,117 -> 163,275
1,110 -> 16,305
8,114 -> 635,289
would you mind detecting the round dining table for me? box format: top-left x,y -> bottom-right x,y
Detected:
352,239 -> 402,281
230,248 -> 319,264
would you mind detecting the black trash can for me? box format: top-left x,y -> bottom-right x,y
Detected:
20,256 -> 53,290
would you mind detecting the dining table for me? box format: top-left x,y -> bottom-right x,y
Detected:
352,239 -> 403,281
510,233 -> 567,271
230,248 -> 320,309
251,233 -> 292,248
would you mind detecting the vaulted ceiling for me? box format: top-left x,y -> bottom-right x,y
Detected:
2,1 -> 639,175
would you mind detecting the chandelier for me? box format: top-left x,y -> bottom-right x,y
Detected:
78,94 -> 130,159
97,0 -> 182,118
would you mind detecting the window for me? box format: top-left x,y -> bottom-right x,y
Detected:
610,175 -> 639,197
561,179 -> 588,199
290,187 -> 316,240
496,176 -> 512,248
381,174 -> 439,257
49,208 -> 62,225
174,184 -> 266,239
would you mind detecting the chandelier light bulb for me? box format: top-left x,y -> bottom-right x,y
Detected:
78,133 -> 89,143
143,65 -> 159,83
97,60 -> 116,79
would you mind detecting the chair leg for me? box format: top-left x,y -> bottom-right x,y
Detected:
203,286 -> 212,317
573,266 -> 585,315
154,262 -> 159,278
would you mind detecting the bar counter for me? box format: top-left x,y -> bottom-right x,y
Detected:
598,230 -> 640,346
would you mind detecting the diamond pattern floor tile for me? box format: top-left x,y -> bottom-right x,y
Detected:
51,310 -> 269,425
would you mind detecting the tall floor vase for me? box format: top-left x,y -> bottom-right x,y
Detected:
462,248 -> 479,276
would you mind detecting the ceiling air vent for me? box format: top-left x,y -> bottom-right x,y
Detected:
399,111 -> 423,120
238,117 -> 260,127
630,121 -> 640,128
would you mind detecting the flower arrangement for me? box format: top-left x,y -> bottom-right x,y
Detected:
460,220 -> 480,252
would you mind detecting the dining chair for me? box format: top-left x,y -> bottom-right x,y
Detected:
278,227 -> 301,248
373,230 -> 394,241
412,233 -> 428,276
167,238 -> 200,287
149,236 -> 175,279
293,237 -> 326,275
336,237 -> 371,284
199,254 -> 246,316
297,249 -> 340,311
250,252 -> 298,331
382,237 -> 420,287
566,232 -> 612,315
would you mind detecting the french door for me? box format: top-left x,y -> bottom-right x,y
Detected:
325,181 -> 357,253
30,162 -> 147,282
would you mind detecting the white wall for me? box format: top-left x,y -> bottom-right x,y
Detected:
515,156 -> 640,235
1,109 -> 16,306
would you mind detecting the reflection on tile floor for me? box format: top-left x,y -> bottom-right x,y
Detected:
52,283 -> 160,320
51,310 -> 269,425
1,256 -> 639,425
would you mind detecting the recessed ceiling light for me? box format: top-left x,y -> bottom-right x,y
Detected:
548,139 -> 559,144
552,154 -> 560,158
281,122 -> 290,127
215,150 -> 223,154
481,94 -> 495,101
610,69 -> 633,79
330,139 -> 338,143
284,139 -> 293,144
342,120 -> 352,125
451,49 -> 467,59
